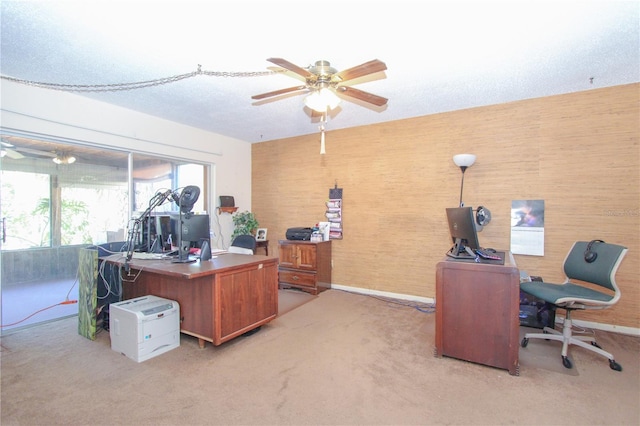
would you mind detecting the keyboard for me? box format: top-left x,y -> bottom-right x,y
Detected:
475,248 -> 502,260
131,252 -> 163,260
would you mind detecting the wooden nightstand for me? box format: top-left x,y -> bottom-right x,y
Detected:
255,239 -> 269,256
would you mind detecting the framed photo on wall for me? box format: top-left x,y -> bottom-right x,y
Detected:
256,228 -> 267,241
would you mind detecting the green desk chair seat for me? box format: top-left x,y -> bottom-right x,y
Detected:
520,240 -> 628,371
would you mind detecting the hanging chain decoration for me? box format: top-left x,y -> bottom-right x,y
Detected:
0,64 -> 285,93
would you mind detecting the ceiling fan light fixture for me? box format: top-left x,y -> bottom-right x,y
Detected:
304,87 -> 341,113
53,154 -> 76,165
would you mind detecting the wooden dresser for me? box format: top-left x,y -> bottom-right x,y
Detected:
435,252 -> 521,375
278,240 -> 331,295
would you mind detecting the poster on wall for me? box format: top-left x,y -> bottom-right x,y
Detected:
510,200 -> 545,256
327,184 -> 343,240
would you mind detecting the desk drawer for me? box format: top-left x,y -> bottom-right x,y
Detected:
279,269 -> 316,288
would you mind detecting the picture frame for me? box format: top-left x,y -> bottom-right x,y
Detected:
256,228 -> 267,241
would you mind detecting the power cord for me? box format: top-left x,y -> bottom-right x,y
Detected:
335,288 -> 435,314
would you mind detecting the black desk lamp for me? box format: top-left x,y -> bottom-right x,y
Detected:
172,185 -> 200,264
124,189 -> 175,270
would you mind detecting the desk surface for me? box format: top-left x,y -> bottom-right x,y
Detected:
442,250 -> 516,268
105,252 -> 276,279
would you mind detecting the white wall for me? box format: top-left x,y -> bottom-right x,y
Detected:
0,80 -> 251,247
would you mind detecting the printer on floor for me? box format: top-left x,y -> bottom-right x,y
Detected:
109,295 -> 180,363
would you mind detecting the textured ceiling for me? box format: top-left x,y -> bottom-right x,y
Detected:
1,1 -> 638,144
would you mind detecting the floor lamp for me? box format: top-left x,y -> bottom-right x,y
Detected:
453,154 -> 476,208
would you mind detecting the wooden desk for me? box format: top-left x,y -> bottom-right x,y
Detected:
106,253 -> 278,348
435,252 -> 521,375
255,239 -> 269,256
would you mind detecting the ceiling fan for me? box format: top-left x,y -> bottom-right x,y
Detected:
1,136 -> 75,163
251,58 -> 388,113
0,140 -> 25,160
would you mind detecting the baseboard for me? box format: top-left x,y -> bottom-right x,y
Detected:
555,316 -> 640,337
330,284 -> 435,305
331,284 -> 639,337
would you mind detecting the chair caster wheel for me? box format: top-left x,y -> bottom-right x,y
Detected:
562,356 -> 573,369
521,337 -> 529,348
609,359 -> 622,371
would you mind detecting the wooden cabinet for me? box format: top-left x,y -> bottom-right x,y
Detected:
278,240 -> 331,295
435,252 -> 521,375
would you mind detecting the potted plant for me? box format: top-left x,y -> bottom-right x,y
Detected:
231,211 -> 259,240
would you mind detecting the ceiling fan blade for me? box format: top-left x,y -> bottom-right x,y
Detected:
15,147 -> 57,158
337,86 -> 388,107
252,85 -> 307,100
3,148 -> 25,159
266,58 -> 314,79
334,59 -> 387,83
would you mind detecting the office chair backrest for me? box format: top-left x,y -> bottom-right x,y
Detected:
231,234 -> 257,251
563,241 -> 628,294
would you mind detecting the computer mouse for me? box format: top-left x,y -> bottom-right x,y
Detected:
485,248 -> 497,253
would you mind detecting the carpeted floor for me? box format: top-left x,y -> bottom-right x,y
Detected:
1,289 -> 639,425
277,287 -> 316,316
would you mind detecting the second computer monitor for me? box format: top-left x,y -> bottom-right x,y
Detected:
446,207 -> 481,259
170,213 -> 211,251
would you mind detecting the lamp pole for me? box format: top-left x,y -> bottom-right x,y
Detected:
458,166 -> 468,207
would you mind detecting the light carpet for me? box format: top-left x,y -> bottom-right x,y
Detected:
1,289 -> 638,425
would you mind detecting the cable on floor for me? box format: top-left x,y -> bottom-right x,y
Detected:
334,288 -> 436,314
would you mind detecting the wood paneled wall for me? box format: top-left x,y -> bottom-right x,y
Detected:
252,84 -> 639,329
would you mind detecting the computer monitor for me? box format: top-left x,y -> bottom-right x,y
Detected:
446,207 -> 481,259
169,213 -> 211,255
138,214 -> 172,253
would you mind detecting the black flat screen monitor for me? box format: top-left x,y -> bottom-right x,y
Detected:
170,213 -> 211,252
446,207 -> 481,259
138,214 -> 171,253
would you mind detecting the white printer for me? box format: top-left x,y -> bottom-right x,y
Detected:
110,295 -> 180,362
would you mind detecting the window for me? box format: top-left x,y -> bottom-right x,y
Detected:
0,132 -> 211,330
0,170 -> 51,249
1,135 -> 210,250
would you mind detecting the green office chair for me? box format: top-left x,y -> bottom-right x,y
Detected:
228,234 -> 256,255
520,240 -> 628,371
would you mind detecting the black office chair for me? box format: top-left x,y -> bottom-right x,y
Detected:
520,240 -> 628,371
228,234 -> 256,255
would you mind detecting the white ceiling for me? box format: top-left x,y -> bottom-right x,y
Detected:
1,1 -> 638,143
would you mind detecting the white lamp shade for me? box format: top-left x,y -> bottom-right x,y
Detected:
453,154 -> 476,168
304,88 -> 341,112
53,154 -> 76,164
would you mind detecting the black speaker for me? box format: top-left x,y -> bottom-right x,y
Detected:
219,196 -> 235,208
199,240 -> 212,261
476,206 -> 491,227
584,239 -> 605,263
